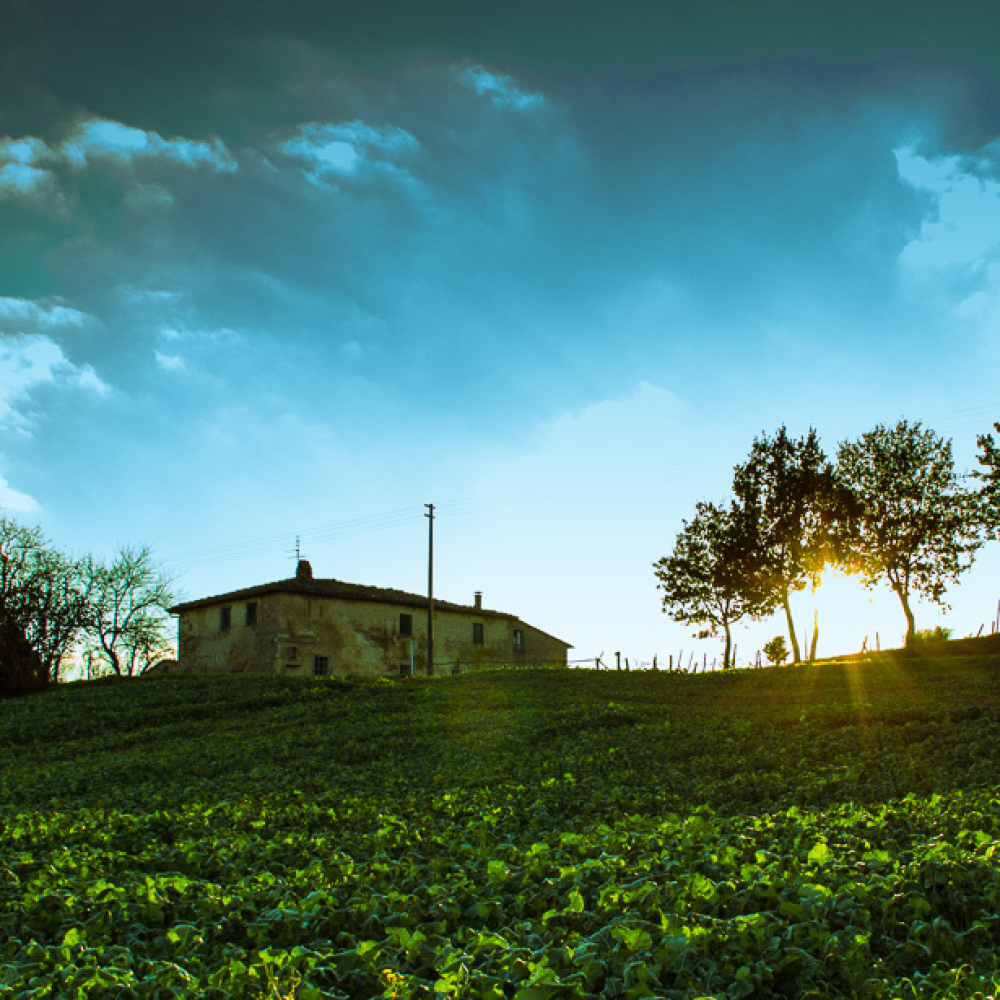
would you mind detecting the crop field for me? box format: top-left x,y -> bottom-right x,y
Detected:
4,654 -> 1000,999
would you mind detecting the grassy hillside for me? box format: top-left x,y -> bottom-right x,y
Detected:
4,656 -> 1000,999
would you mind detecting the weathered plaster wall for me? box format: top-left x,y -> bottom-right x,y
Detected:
177,593 -> 568,676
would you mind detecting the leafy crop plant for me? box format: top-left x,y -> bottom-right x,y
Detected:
3,657 -> 1000,998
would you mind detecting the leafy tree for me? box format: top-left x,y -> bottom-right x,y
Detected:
763,635 -> 789,666
0,518 -> 92,685
975,421 -> 1000,535
84,546 -> 175,677
732,426 -> 847,662
654,500 -> 774,669
837,420 -> 985,648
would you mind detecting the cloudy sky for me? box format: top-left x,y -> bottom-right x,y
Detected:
4,1 -> 1000,666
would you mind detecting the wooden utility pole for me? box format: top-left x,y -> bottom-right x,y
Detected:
425,503 -> 435,676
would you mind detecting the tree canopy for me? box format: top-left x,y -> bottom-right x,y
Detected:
0,517 -> 175,695
731,425 -> 847,662
653,500 -> 774,668
975,420 -> 1000,537
836,420 -> 985,647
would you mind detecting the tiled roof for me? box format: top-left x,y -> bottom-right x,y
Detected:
169,575 -> 571,647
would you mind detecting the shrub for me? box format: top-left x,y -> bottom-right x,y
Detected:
913,626 -> 953,644
763,635 -> 789,665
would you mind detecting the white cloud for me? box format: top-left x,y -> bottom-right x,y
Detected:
0,337 -> 67,423
61,119 -> 236,172
0,119 -> 234,205
155,351 -> 186,372
76,365 -> 110,394
286,135 -> 358,174
0,297 -> 91,333
461,66 -> 545,111
0,137 -> 61,202
0,136 -> 53,164
281,121 -> 418,181
0,335 -> 108,427
0,162 -> 51,196
896,146 -> 1000,268
0,473 -> 39,514
125,289 -> 183,307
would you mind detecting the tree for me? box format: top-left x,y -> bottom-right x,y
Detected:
84,546 -> 175,677
0,518 -> 92,686
0,615 -> 46,699
975,421 -> 1000,536
654,500 -> 774,669
763,635 -> 789,666
731,426 -> 847,663
837,420 -> 985,648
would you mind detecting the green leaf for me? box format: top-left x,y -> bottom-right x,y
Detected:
807,842 -> 831,864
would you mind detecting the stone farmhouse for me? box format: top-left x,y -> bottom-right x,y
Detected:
169,560 -> 571,677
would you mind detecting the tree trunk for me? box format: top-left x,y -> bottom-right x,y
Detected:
895,584 -> 916,647
723,621 -> 732,669
809,606 -> 819,661
781,593 -> 801,663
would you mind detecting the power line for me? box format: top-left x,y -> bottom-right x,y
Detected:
165,498 -> 488,572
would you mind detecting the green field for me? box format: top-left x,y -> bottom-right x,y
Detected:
4,653 -> 1000,999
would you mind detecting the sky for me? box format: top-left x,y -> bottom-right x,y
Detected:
3,0 -> 1000,668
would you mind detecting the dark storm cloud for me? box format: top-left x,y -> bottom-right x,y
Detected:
7,0 -> 1000,137
0,45 -> 990,438
1,2 -> 998,472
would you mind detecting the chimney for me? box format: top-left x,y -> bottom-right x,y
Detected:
474,591 -> 482,610
296,559 -> 313,580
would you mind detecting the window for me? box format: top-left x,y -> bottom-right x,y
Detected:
245,601 -> 258,626
514,629 -> 523,650
313,655 -> 330,676
220,606 -> 231,631
472,622 -> 484,645
399,613 -> 413,636
398,662 -> 411,676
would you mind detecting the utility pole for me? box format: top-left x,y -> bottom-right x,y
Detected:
425,503 -> 435,676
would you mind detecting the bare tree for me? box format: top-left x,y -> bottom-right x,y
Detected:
84,546 -> 175,676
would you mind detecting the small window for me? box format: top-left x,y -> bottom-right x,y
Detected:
514,629 -> 523,650
398,662 -> 411,676
472,622 -> 484,645
313,655 -> 330,676
220,606 -> 231,631
245,601 -> 258,626
399,613 -> 413,636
